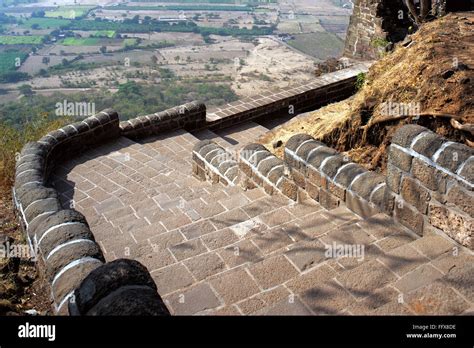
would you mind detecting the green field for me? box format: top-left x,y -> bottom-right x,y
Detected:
0,50 -> 28,74
93,30 -> 116,38
0,35 -> 43,44
105,5 -> 252,11
287,32 -> 344,60
130,0 -> 276,3
61,37 -> 99,46
123,38 -> 138,47
20,17 -> 71,29
45,6 -> 94,19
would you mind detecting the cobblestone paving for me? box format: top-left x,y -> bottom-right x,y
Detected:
51,127 -> 474,315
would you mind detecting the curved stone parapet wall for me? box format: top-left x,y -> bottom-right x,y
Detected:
387,125 -> 473,249
13,109 -> 170,315
284,134 -> 387,217
70,259 -> 170,315
239,143 -> 297,201
192,140 -> 239,186
120,101 -> 206,139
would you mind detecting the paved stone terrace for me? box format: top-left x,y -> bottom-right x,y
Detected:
51,125 -> 474,315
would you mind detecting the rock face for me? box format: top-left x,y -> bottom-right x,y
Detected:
343,0 -> 452,60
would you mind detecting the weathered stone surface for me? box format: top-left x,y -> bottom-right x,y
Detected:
320,154 -> 346,179
277,177 -> 298,201
39,222 -> 94,257
46,240 -> 104,281
394,199 -> 424,236
345,191 -> 379,218
334,163 -> 366,189
441,264 -> 473,302
409,235 -> 454,260
285,133 -> 314,153
412,131 -> 444,158
15,171 -> 45,189
258,157 -> 282,177
393,264 -> 443,293
411,157 -> 447,193
290,168 -> 306,188
74,259 -> 158,314
436,142 -> 472,174
53,258 -> 103,306
24,198 -> 62,224
306,181 -> 320,200
296,141 -> 321,162
248,255 -> 299,290
391,125 -> 427,147
388,146 -> 412,172
350,171 -> 384,200
166,282 -> 220,315
17,186 -> 58,210
446,183 -> 474,217
34,209 -> 89,243
406,281 -> 469,315
400,176 -> 431,214
457,157 -> 473,183
319,189 -> 340,210
85,286 -> 170,316
307,146 -> 338,169
429,203 -> 472,249
300,280 -> 353,314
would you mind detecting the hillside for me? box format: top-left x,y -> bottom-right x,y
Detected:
260,12 -> 474,172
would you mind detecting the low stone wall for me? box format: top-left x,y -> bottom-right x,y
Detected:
192,140 -> 239,186
206,65 -> 370,130
386,125 -> 473,249
13,109 -> 169,315
284,134 -> 387,217
70,259 -> 169,315
239,144 -> 297,201
120,101 -> 206,139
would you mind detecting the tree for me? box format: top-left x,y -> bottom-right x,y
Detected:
31,10 -> 45,18
18,84 -> 34,97
99,45 -> 107,54
42,57 -> 50,65
406,0 -> 432,25
151,55 -> 158,65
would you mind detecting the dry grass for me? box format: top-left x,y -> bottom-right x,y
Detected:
260,13 -> 474,172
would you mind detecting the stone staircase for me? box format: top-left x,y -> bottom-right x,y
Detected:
50,125 -> 474,316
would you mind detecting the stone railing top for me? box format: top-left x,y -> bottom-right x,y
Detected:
206,62 -> 372,122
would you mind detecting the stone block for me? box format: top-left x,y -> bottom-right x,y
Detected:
46,240 -> 104,281
394,199 -> 424,236
429,203 -> 472,249
166,282 -> 220,315
306,181 -> 320,201
345,191 -> 379,218
319,189 -> 340,210
446,183 -> 474,217
411,157 -> 447,193
391,125 -> 427,147
278,177 -> 298,201
400,176 -> 431,214
435,142 -> 472,174
85,286 -> 170,316
388,145 -> 413,172
412,131 -> 445,158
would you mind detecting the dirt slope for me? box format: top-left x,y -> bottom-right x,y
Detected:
260,12 -> 474,172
